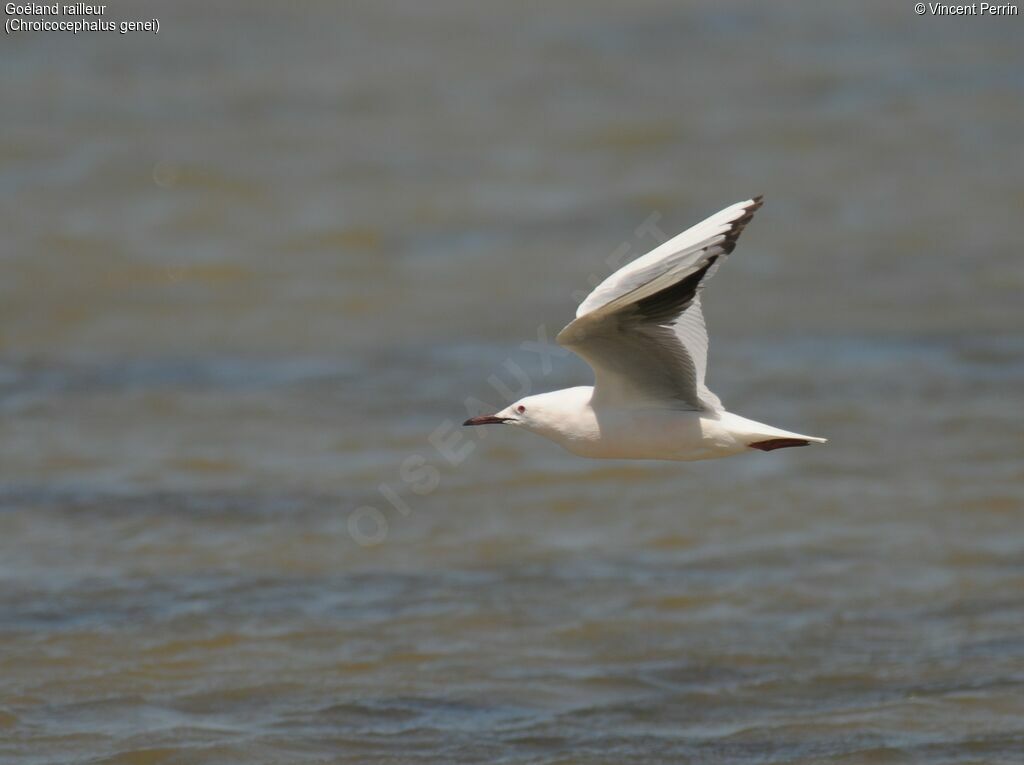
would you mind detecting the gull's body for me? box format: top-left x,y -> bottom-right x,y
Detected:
464,197 -> 826,461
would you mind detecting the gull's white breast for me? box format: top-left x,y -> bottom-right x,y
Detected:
551,405 -> 751,462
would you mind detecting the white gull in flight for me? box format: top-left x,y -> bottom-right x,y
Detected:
464,197 -> 827,461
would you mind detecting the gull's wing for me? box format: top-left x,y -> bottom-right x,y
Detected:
556,197 -> 762,411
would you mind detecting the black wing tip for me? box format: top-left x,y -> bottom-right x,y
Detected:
720,195 -> 765,254
738,195 -> 764,221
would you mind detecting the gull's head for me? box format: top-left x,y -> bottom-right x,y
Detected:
462,393 -> 565,432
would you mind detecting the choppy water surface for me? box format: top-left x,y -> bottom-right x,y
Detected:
2,2 -> 1024,762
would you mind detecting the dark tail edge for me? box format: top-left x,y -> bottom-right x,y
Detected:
749,438 -> 811,452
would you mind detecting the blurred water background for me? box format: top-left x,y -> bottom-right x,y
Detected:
2,1 -> 1023,763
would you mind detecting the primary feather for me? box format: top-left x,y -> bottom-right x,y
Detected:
557,196 -> 763,410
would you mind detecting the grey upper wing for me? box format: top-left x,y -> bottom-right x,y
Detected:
557,198 -> 762,410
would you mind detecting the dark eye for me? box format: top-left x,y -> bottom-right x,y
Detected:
517,405 -> 526,414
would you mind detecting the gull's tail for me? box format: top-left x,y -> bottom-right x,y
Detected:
749,433 -> 828,452
718,412 -> 827,453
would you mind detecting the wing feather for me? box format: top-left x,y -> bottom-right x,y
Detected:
557,197 -> 762,410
